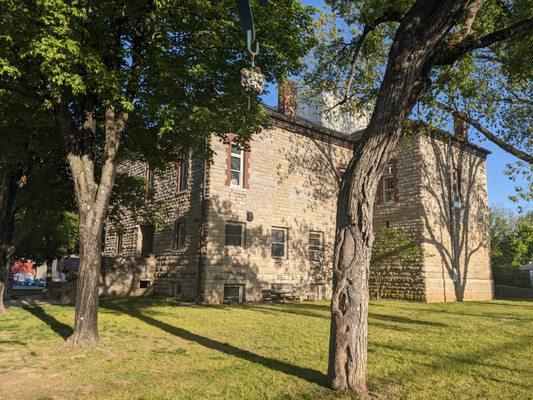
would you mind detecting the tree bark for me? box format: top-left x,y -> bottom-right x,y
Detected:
62,219 -> 103,348
0,171 -> 21,315
327,0 -> 472,393
56,103 -> 127,348
45,257 -> 54,295
0,259 -> 6,315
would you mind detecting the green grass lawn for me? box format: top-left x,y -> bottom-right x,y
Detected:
0,298 -> 531,400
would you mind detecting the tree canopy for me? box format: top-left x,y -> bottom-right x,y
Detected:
305,0 -> 532,205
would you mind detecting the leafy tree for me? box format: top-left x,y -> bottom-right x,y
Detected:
306,0 -> 532,393
0,0 -> 315,346
370,229 -> 423,300
0,93 -> 61,314
490,206 -> 532,287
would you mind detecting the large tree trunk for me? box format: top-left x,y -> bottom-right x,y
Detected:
56,103 -> 127,348
63,215 -> 104,348
0,258 -> 6,315
327,0 -> 471,393
0,172 -> 20,315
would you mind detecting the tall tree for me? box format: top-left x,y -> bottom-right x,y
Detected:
0,0 -> 315,346
306,0 -> 531,393
0,93 -> 59,314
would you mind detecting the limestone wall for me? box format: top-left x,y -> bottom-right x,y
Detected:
202,115 -> 354,302
419,132 -> 493,302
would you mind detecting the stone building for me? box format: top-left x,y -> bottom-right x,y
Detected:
103,101 -> 494,303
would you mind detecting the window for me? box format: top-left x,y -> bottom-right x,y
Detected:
177,157 -> 189,192
115,232 -> 123,255
308,231 -> 324,261
140,224 -> 154,257
173,220 -> 187,250
230,144 -> 244,187
385,220 -> 391,229
139,280 -> 151,289
146,167 -> 155,196
271,228 -> 287,258
382,164 -> 395,204
224,284 -> 245,303
225,222 -> 244,247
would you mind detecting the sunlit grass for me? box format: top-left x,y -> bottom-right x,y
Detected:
0,297 -> 531,399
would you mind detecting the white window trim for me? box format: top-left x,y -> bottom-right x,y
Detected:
271,227 -> 287,259
308,231 -> 324,261
382,164 -> 395,204
230,146 -> 244,188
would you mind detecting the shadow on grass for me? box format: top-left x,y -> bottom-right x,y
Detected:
245,304 -> 446,328
22,305 -> 73,340
374,335 -> 531,387
102,302 -> 327,387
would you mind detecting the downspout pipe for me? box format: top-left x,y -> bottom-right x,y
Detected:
196,147 -> 210,303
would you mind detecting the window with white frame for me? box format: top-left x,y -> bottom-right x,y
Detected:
225,222 -> 244,247
382,164 -> 395,204
309,231 -> 324,261
230,144 -> 244,187
271,227 -> 287,258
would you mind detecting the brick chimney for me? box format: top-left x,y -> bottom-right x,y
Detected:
454,117 -> 468,142
278,79 -> 298,118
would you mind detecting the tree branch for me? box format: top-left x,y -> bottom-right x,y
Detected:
436,17 -> 533,65
326,11 -> 403,112
432,100 -> 533,163
450,0 -> 485,44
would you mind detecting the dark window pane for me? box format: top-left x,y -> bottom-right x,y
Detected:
271,229 -> 284,243
179,159 -> 188,191
225,223 -> 243,246
271,243 -> 285,257
231,156 -> 241,170
225,224 -> 242,236
230,171 -> 240,186
175,221 -> 186,250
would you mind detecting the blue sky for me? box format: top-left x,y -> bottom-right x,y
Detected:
260,0 -> 530,212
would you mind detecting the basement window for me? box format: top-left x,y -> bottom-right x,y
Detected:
223,284 -> 244,303
140,280 -> 151,289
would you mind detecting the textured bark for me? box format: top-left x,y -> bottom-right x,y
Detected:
62,223 -> 103,348
0,170 -> 21,315
45,257 -> 54,289
327,0 -> 474,393
0,260 -> 6,315
56,103 -> 127,349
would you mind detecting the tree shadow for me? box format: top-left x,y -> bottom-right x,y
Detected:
102,302 -> 327,387
420,132 -> 488,301
22,305 -> 73,340
243,303 -> 446,328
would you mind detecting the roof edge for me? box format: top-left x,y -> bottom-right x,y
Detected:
263,105 -> 491,159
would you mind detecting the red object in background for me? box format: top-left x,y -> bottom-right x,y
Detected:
12,259 -> 35,277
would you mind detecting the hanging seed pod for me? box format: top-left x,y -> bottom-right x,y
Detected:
241,67 -> 265,94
